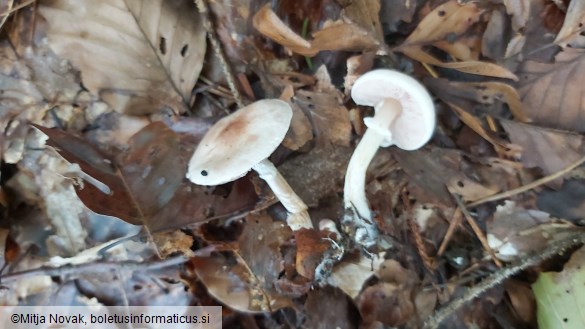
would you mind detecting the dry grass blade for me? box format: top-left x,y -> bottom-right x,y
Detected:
467,154 -> 585,208
452,194 -> 503,268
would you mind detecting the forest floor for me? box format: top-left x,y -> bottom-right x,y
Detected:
1,0 -> 585,328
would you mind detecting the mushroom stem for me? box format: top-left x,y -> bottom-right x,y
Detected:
343,99 -> 402,245
253,158 -> 313,230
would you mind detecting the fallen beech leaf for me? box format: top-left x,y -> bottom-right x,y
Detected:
518,48 -> 585,132
401,47 -> 518,80
38,0 -> 206,114
403,0 -> 483,46
537,179 -> 585,221
327,252 -> 385,299
500,120 -> 585,177
34,122 -> 182,226
188,213 -> 294,313
503,0 -> 530,31
305,287 -> 356,329
487,201 -> 575,261
252,4 -> 316,56
343,0 -> 383,41
533,245 -> 585,329
425,78 -> 520,152
311,20 -> 380,53
280,85 -> 313,151
294,90 -> 351,147
279,147 -> 352,208
294,229 -> 335,280
554,0 -> 585,44
253,3 -> 382,57
394,147 -> 499,206
358,282 -> 415,326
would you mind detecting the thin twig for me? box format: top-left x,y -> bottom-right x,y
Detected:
194,0 -> 244,108
438,208 -> 462,256
402,188 -> 435,271
453,194 -> 502,268
0,255 -> 189,284
423,230 -> 585,329
467,154 -> 585,208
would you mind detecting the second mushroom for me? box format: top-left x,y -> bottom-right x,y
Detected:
343,69 -> 436,247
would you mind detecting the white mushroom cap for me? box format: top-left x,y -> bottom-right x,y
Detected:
187,99 -> 293,185
351,69 -> 435,150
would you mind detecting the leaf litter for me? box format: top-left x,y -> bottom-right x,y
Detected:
1,0 -> 585,328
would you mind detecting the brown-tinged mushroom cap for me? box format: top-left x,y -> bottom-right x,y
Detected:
187,99 -> 293,185
351,69 -> 435,150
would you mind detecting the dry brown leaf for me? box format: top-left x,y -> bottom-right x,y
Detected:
402,0 -> 483,46
252,4 -> 315,56
279,147 -> 352,208
503,0 -> 531,31
537,179 -> 585,221
311,20 -> 380,54
341,0 -> 383,42
554,0 -> 585,44
500,120 -> 584,177
487,201 -> 575,261
518,48 -> 585,132
327,252 -> 385,299
294,90 -> 351,147
434,80 -> 529,122
401,47 -> 518,80
425,78 -> 521,152
394,147 -> 499,205
305,287 -> 356,329
280,85 -> 313,151
253,3 -> 382,57
38,0 -> 206,114
379,0 -> 417,33
188,214 -> 294,313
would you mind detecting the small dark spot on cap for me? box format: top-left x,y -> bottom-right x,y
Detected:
438,10 -> 446,16
201,170 -> 208,176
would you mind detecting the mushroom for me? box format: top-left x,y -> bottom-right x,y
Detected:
187,99 -> 313,231
343,69 -> 435,247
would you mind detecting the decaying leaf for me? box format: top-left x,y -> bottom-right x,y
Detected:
252,4 -> 315,56
38,0 -> 206,114
327,252 -> 385,299
532,245 -> 585,329
304,287 -> 356,329
34,123 -> 258,231
294,228 -> 336,280
0,40 -> 82,164
188,213 -> 294,313
518,48 -> 585,132
537,179 -> 585,222
358,259 -> 418,326
394,147 -> 499,206
294,90 -> 351,147
426,78 -> 521,154
554,0 -> 585,44
279,147 -> 352,208
501,120 -> 584,177
402,0 -> 483,46
34,122 -> 182,226
487,201 -> 576,261
402,47 -> 518,80
253,2 -> 382,57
